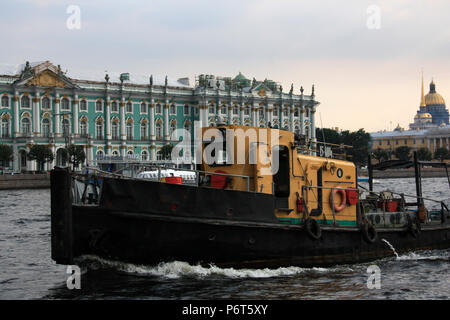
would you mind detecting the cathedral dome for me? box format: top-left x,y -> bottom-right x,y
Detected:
425,80 -> 445,105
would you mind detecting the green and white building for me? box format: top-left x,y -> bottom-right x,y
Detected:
0,60 -> 319,172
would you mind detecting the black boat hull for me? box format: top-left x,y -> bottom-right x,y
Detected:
50,168 -> 450,268
69,206 -> 450,268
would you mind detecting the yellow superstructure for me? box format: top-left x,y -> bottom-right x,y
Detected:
201,125 -> 358,226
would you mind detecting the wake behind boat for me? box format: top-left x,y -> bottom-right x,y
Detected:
50,125 -> 450,268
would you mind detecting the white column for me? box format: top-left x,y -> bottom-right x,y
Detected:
73,94 -> 79,136
120,98 -> 126,141
150,103 -> 155,140
13,93 -> 19,137
151,145 -> 156,160
267,104 -> 273,126
106,96 -> 111,140
54,94 -> 61,136
227,105 -> 232,125
240,105 -> 244,125
164,102 -> 169,140
33,93 -> 40,136
280,106 -> 284,129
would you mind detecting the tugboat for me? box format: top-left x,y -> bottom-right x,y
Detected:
50,125 -> 450,268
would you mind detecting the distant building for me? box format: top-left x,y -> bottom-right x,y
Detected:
409,74 -> 449,130
0,61 -> 319,172
371,74 -> 450,154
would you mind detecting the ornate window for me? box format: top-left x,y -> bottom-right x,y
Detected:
62,118 -> 70,137
155,121 -> 162,140
169,121 -> 176,137
126,121 -> 133,140
96,149 -> 104,159
140,103 -> 147,113
141,150 -> 149,161
1,96 -> 8,107
111,121 -> 119,140
80,100 -> 87,111
259,108 -> 264,119
233,106 -> 238,115
156,104 -> 162,114
209,104 -> 215,114
80,120 -> 88,137
96,100 -> 103,112
184,104 -> 190,115
140,121 -> 148,140
112,150 -> 119,156
1,117 -> 10,138
221,106 -> 226,115
244,106 -> 250,115
21,96 -> 30,108
283,108 -> 288,117
21,117 -> 31,135
42,97 -> 50,109
95,119 -> 104,139
42,118 -> 50,137
273,107 -> 278,117
111,101 -> 118,112
157,150 -> 163,160
170,104 -> 176,115
61,98 -> 70,111
126,102 -> 133,113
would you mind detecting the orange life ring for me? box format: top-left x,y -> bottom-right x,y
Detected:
331,188 -> 346,212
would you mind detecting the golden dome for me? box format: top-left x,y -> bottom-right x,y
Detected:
425,80 -> 445,105
425,92 -> 445,105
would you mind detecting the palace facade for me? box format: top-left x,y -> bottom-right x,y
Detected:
0,61 -> 319,172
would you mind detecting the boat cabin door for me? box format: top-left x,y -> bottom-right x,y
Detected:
273,145 -> 290,197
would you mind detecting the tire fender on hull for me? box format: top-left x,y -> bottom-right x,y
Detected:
361,221 -> 377,244
305,218 -> 322,240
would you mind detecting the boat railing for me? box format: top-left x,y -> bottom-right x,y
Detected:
301,184 -> 448,227
301,185 -> 358,227
147,165 -> 252,192
363,188 -> 447,225
76,165 -> 252,192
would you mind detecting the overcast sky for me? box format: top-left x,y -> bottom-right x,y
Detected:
1,0 -> 450,132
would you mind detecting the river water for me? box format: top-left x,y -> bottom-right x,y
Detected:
0,177 -> 449,300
